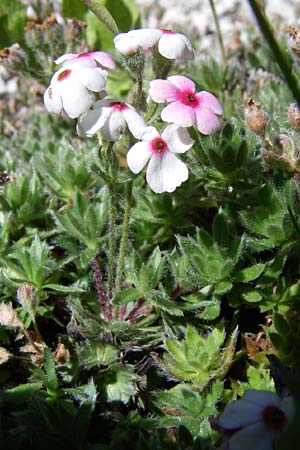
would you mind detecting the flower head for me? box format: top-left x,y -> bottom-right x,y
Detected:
114,28 -> 193,60
44,64 -> 107,119
77,99 -> 146,141
44,51 -> 116,119
55,51 -> 116,70
127,124 -> 194,193
218,389 -> 294,450
149,75 -> 223,134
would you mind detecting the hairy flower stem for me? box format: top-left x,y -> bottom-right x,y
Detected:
208,0 -> 226,65
108,182 -> 116,304
115,180 -> 133,292
133,78 -> 143,109
92,255 -> 108,319
248,0 -> 300,106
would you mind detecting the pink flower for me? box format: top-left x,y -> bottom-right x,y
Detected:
127,125 -> 194,193
114,28 -> 193,60
55,51 -> 116,70
218,389 -> 294,450
149,75 -> 223,134
77,99 -> 146,141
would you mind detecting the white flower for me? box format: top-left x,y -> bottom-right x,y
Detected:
55,51 -> 116,70
127,124 -> 194,193
114,28 -> 193,60
44,65 -> 107,119
219,389 -> 295,450
76,100 -> 146,141
44,51 -> 116,119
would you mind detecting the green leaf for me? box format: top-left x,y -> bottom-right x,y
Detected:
150,291 -> 183,317
72,381 -> 97,443
104,0 -> 141,32
43,283 -> 84,293
241,290 -> 262,303
234,263 -> 265,282
0,0 -> 26,47
85,9 -> 114,50
78,341 -> 119,367
0,383 -> 42,406
202,301 -> 220,320
112,288 -> 141,305
82,0 -> 119,35
61,0 -> 87,19
44,348 -> 58,392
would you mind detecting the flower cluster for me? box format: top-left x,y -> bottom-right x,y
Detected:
43,28 -> 223,193
218,389 -> 294,450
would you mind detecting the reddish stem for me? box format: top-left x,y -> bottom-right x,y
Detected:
118,304 -> 127,321
128,305 -> 152,324
92,255 -> 108,319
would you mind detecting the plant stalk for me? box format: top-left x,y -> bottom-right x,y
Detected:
107,182 -> 116,304
248,0 -> 300,106
208,0 -> 226,65
115,180 -> 133,292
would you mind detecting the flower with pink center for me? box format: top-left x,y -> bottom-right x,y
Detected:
76,99 -> 146,141
218,389 -> 294,450
127,124 -> 194,193
55,51 -> 116,70
149,75 -> 223,134
114,28 -> 193,60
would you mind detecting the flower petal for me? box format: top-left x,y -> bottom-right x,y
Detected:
76,105 -> 112,137
114,33 -> 139,55
60,79 -> 95,118
128,28 -> 162,48
73,67 -> 107,92
149,79 -> 180,102
139,126 -> 160,142
219,398 -> 263,429
55,53 -> 77,65
89,51 -> 116,69
101,110 -> 127,141
161,101 -> 196,127
122,106 -> 146,139
158,33 -> 193,59
43,85 -> 63,115
228,423 -> 274,450
196,91 -> 223,115
162,124 -> 194,153
195,106 -> 221,134
281,396 -> 295,422
127,142 -> 152,174
146,151 -> 188,193
243,390 -> 281,408
167,75 -> 196,92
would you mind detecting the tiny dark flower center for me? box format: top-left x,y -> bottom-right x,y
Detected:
151,137 -> 167,154
261,405 -> 287,430
111,102 -> 127,111
57,69 -> 72,81
179,90 -> 199,107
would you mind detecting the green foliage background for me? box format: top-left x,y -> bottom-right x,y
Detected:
0,0 -> 300,449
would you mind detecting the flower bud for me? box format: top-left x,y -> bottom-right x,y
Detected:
288,26 -> 300,57
244,97 -> 269,137
274,132 -> 295,155
288,103 -> 300,131
17,283 -> 38,310
120,51 -> 145,81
